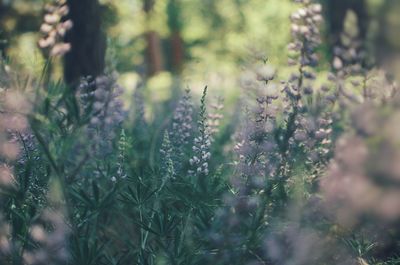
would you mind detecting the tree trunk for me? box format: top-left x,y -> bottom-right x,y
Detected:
324,0 -> 368,47
145,31 -> 164,75
64,0 -> 106,86
170,31 -> 184,73
167,0 -> 184,73
143,0 -> 164,76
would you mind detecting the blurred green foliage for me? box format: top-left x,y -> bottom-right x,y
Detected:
0,0 -> 396,100
2,0 -> 294,94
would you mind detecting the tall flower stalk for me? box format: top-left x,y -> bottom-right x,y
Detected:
189,86 -> 211,181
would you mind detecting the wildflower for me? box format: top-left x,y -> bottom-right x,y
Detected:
189,87 -> 212,178
115,129 -> 128,180
77,74 -> 126,167
256,65 -> 276,82
50,43 -> 71,56
170,89 -> 193,146
264,225 -> 353,265
321,102 -> 400,225
133,81 -> 146,127
38,0 -> 73,56
160,131 -> 175,180
0,165 -> 14,187
333,57 -> 343,70
24,210 -> 70,265
0,215 -> 12,258
208,96 -> 224,138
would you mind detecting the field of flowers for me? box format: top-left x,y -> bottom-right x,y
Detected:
0,0 -> 399,264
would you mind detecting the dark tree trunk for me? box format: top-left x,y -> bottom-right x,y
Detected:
64,0 -> 107,85
170,31 -> 184,73
324,0 -> 368,47
167,0 -> 184,73
145,31 -> 164,75
143,0 -> 164,76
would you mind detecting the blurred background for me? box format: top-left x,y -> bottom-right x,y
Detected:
0,0 -> 398,102
2,2 -> 400,263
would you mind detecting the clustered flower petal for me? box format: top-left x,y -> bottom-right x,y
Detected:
38,0 -> 73,56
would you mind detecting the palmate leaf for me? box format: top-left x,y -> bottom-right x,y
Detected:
133,219 -> 161,237
70,187 -> 95,209
70,183 -> 117,211
119,184 -> 158,206
70,234 -> 105,265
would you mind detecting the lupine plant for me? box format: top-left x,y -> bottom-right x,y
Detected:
0,0 -> 400,265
